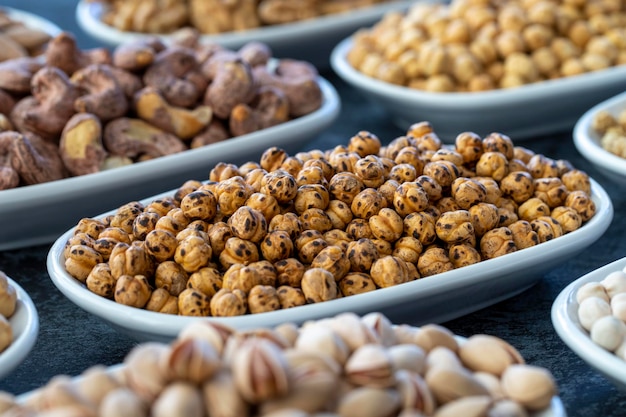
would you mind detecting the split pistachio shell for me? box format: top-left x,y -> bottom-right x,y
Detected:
124,342 -> 170,402
327,312 -> 380,352
458,335 -> 524,376
202,369 -> 250,417
388,344 -> 426,375
577,296 -> 611,331
151,382 -> 203,417
576,281 -> 610,304
473,372 -> 504,401
32,375 -> 92,411
75,366 -> 121,408
601,270 -> 626,298
336,387 -> 401,417
425,346 -> 464,373
590,315 -> 626,352
98,387 -> 148,417
488,399 -> 529,417
501,364 -> 557,411
160,337 -> 221,384
395,370 -> 435,414
0,392 -> 16,414
414,324 -> 459,353
425,365 -> 490,404
432,395 -> 492,417
295,325 -> 350,365
344,344 -> 396,388
361,312 -> 397,347
176,320 -> 235,355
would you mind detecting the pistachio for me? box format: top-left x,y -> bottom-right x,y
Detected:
177,320 -> 234,355
345,344 -> 395,388
361,312 -> 397,347
151,382 -> 203,417
99,387 -> 148,417
488,399 -> 529,417
160,337 -> 221,384
124,342 -> 170,402
500,364 -> 557,411
395,369 -> 435,414
75,365 -> 121,408
327,312 -> 380,352
388,344 -> 426,375
433,395 -> 492,417
425,366 -> 490,404
414,324 -> 459,353
202,369 -> 250,417
458,335 -> 524,376
336,387 -> 401,417
295,324 -> 350,365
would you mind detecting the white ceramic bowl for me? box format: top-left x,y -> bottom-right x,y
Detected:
75,0 -> 413,68
0,76 -> 339,251
0,6 -> 62,43
0,276 -> 39,381
573,90 -> 626,186
331,37 -> 626,142
47,178 -> 612,343
552,257 -> 626,392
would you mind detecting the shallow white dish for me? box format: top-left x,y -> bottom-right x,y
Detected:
0,77 -> 339,251
0,276 -> 39,381
331,37 -> 626,141
552,257 -> 626,392
76,0 -> 413,67
573,90 -> 626,186
47,178 -> 612,343
0,6 -> 62,45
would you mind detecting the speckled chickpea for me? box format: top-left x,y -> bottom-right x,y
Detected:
565,190 -> 596,222
155,207 -> 190,236
228,206 -> 268,243
247,285 -> 281,314
473,177 -> 502,204
187,267 -> 222,298
418,245 -> 455,277
431,148 -> 465,167
476,152 -> 509,181
238,161 -> 262,176
294,184 -> 330,215
533,177 -> 569,208
351,188 -> 387,219
392,236 -> 423,264
480,227 -> 516,259
114,274 -> 152,308
174,179 -> 202,204
301,267 -> 338,303
206,221 -> 232,257
132,211 -> 160,241
449,242 -> 482,268
413,130 -> 443,153
384,136 -> 414,160
353,155 -> 386,188
154,261 -> 188,296
436,196 -> 462,214
370,255 -> 412,287
145,197 -> 177,217
144,229 -> 177,262
217,176 -> 253,216
86,263 -> 116,298
329,150 -> 360,174
94,227 -> 132,260
329,172 -> 366,205
436,210 -> 475,244
218,237 -> 259,269
275,258 -> 305,287
482,132 -> 515,159
404,212 -> 437,245
276,285 -> 306,309
300,207 -> 333,233
497,206 -> 519,227
369,207 -> 404,242
531,216 -> 564,243
145,288 -> 178,314
518,197 -> 551,222
415,175 -> 442,202
468,202 -> 499,237
527,154 -> 560,179
561,169 -> 592,194
346,238 -> 380,273
532,46 -> 559,76
174,235 -> 212,273
387,163 -> 418,184
500,171 -> 535,204
296,165 -> 328,188
346,218 -> 374,240
258,230 -> 293,263
349,130 -> 381,157
179,190 -> 218,221
338,272 -> 377,296
394,147 -> 426,175
75,217 -> 107,239
393,181 -> 430,217
508,158 -> 530,173
322,199 -> 352,231
63,232 -> 95,260
110,202 -> 144,234
109,241 -> 154,279
244,168 -> 268,192
295,229 -> 329,264
323,229 -> 351,253
259,147 -> 288,172
178,287 -> 211,316
523,23 -> 554,51
423,160 -> 461,189
311,245 -> 350,281
508,220 -> 540,249
551,206 -> 582,234
451,177 -> 487,209
302,157 -> 335,182
210,288 -> 247,316
209,162 -> 240,183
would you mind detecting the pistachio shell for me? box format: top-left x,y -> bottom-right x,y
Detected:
433,395 -> 492,417
345,344 -> 396,388
415,324 -> 459,353
177,320 -> 235,355
473,372 -> 504,400
388,344 -> 426,375
295,325 -> 350,365
151,382 -> 203,417
395,369 -> 435,414
458,335 -> 524,376
337,387 -> 401,417
201,369 -> 250,417
75,365 -> 121,408
425,366 -> 490,404
327,313 -> 380,352
98,387 -> 148,417
488,399 -> 529,417
274,322 -> 300,347
361,312 -> 397,346
31,375 -> 92,411
500,364 -> 557,411
425,346 -> 463,373
124,343 -> 170,402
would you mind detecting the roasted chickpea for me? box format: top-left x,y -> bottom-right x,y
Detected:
417,246 -> 454,277
145,197 -> 177,216
518,197 -> 551,221
180,190 -> 218,221
561,169 -> 592,194
531,216 -> 564,243
533,177 -> 569,208
346,238 -> 380,273
219,237 -> 259,269
338,272 -> 377,296
508,220 -> 540,249
393,182 -> 430,217
551,206 -> 582,234
346,218 -> 374,240
145,288 -> 178,314
451,177 -> 487,209
295,229 -> 329,264
275,258 -> 306,287
476,152 -> 509,181
260,146 -> 288,172
209,162 -> 240,182
187,267 -> 223,298
155,261 -> 188,296
527,154 -> 560,179
416,175 -> 443,202
565,190 -> 596,222
109,242 -> 153,279
268,212 -> 302,240
455,131 -> 484,165
276,285 -> 306,309
351,188 -> 387,219
468,202 -> 500,237
301,268 -> 338,303
174,235 -> 212,273
423,160 -> 461,188
86,263 -> 116,299
228,206 -> 268,243
210,288 -> 247,317
392,236 -> 423,264
449,242 -> 482,268
311,245 -> 351,281
500,171 -> 535,204
404,212 -> 437,245
206,221 -> 233,257
144,229 -> 178,262
244,168 -> 268,192
353,155 -> 386,188
110,202 -> 143,234
370,255 -> 412,287
329,172 -> 366,204
114,274 -> 151,309
155,207 -> 190,235
436,209 -> 475,244
480,227 -> 516,259
294,184 -> 330,214
248,285 -> 281,314
324,229 -> 352,252
133,211 -> 160,241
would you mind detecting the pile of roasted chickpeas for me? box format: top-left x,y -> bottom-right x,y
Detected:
347,0 -> 626,92
0,312 -> 558,417
61,122 -> 596,317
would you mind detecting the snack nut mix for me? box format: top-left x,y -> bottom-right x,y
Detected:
0,271 -> 17,354
62,122 -> 596,317
347,0 -> 626,92
0,312 -> 558,416
0,31 -> 323,190
97,0 -> 393,34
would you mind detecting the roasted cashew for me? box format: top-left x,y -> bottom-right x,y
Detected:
134,86 -> 212,140
112,37 -> 166,72
143,46 -> 207,108
60,113 -> 107,176
103,117 -> 187,159
0,57 -> 43,94
253,59 -> 322,117
45,32 -> 111,76
229,86 -> 289,136
0,89 -> 15,117
190,119 -> 230,149
72,64 -> 129,122
10,131 -> 67,185
0,132 -> 18,189
203,52 -> 256,119
10,66 -> 81,140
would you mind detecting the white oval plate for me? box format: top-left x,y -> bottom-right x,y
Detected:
552,257 -> 626,392
0,276 -> 39,381
75,0 -> 414,67
0,6 -> 62,46
47,178 -> 612,343
0,77 -> 339,251
331,36 -> 626,141
573,90 -> 626,187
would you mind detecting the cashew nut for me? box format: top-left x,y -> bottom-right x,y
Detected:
203,52 -> 256,119
112,37 -> 166,72
10,131 -> 67,185
60,113 -> 107,176
72,64 -> 129,122
0,132 -> 19,189
229,86 -> 289,136
45,32 -> 111,76
0,56 -> 43,94
103,117 -> 187,159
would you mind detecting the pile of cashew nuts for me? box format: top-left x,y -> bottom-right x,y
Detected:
0,31 -> 323,190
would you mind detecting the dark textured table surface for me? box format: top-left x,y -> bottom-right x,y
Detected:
0,1 -> 625,415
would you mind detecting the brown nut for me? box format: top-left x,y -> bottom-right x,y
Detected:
417,245 -> 455,277
260,230 -> 295,263
475,151 -> 509,181
311,245 -> 350,281
260,170 -> 298,204
114,274 -> 152,308
216,176 -> 253,216
294,184 -> 330,214
353,154 -> 386,188
186,266 -> 223,298
276,285 -> 307,309
468,202 -> 499,237
301,267 -> 338,303
422,160 -> 461,188
154,260 -> 188,296
561,169 -> 591,194
338,272 -> 377,297
325,199 -> 354,230
349,130 -> 381,157
435,210 -> 475,244
210,288 -> 247,317
145,288 -> 179,314
248,285 -> 281,314
180,190 -> 218,221
370,255 -> 412,288
448,243 -> 482,268
144,229 -> 178,263
207,221 -> 233,256
65,244 -> 104,283
86,263 -> 116,299
228,206 -> 268,243
530,216 -> 563,243
351,188 -> 387,219
508,220 -> 540,249
174,235 -> 212,273
518,197 -> 551,221
551,206 -> 582,234
329,172 -> 365,204
268,212 -> 302,240
533,177 -> 568,208
346,218 -> 374,240
300,207 -> 333,232
403,212 -> 437,246
246,192 -> 281,222
223,261 -> 277,294
500,171 -> 535,204
480,227 -> 517,259
565,190 -> 596,221
219,237 -> 260,269
393,182 -> 430,217
295,229 -> 329,264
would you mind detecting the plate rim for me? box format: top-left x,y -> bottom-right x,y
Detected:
46,177 -> 613,339
551,257 -> 626,388
1,6 -> 62,38
330,36 -> 626,108
0,276 -> 39,381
